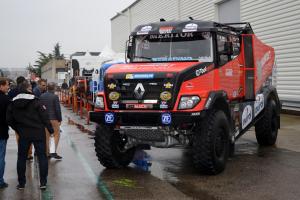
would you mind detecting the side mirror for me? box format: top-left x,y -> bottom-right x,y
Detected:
125,36 -> 133,63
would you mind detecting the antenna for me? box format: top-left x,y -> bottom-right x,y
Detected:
189,17 -> 194,20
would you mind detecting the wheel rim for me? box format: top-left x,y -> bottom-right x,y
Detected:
215,128 -> 225,158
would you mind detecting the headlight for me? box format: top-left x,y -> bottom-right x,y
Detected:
95,96 -> 105,109
178,96 -> 200,110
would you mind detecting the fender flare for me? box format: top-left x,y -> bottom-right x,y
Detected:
260,85 -> 281,128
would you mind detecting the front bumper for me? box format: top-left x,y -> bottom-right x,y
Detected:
89,111 -> 202,126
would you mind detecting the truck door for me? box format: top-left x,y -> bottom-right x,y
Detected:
218,34 -> 243,100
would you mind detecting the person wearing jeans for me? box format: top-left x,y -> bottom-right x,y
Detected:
0,77 -> 10,189
6,80 -> 53,190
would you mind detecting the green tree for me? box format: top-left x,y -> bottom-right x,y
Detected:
34,51 -> 53,77
53,42 -> 64,59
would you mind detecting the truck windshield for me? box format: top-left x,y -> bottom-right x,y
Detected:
132,32 -> 213,62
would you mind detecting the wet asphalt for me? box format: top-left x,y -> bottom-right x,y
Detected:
0,106 -> 300,200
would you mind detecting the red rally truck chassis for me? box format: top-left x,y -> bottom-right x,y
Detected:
90,20 -> 281,174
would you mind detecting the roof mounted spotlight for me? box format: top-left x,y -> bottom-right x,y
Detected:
189,17 -> 194,20
160,18 -> 166,22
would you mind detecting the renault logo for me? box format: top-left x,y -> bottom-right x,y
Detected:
134,83 -> 145,99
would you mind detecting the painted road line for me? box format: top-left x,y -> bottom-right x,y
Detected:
61,127 -> 114,200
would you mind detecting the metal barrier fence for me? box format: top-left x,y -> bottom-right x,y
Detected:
58,89 -> 94,125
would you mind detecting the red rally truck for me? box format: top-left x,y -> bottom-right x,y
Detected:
90,20 -> 281,174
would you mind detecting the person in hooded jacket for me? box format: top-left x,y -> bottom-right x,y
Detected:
0,77 -> 10,189
8,76 -> 33,160
6,80 -> 54,190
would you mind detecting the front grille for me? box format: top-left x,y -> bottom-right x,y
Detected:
105,75 -> 176,110
117,79 -> 164,100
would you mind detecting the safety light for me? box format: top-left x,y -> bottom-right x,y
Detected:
178,96 -> 200,110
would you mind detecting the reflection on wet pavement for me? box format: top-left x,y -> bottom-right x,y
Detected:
1,106 -> 299,200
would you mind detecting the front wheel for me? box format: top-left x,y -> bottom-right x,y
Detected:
193,110 -> 230,175
94,125 -> 136,168
255,99 -> 279,146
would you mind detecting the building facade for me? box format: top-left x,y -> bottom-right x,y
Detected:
41,59 -> 67,85
111,0 -> 300,110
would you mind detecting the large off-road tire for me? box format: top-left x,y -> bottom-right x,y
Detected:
193,110 -> 230,175
94,125 -> 136,168
255,99 -> 279,146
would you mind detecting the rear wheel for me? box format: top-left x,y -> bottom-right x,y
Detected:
94,125 -> 136,168
193,110 -> 230,175
255,99 -> 279,146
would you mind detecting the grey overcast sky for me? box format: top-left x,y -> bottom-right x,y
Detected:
0,0 -> 135,68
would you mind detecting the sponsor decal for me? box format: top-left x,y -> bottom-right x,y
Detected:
137,25 -> 152,35
112,101 -> 119,109
159,26 -> 174,34
164,82 -> 173,89
160,101 -> 168,109
142,40 -> 150,49
242,105 -> 253,129
161,113 -> 172,125
195,67 -> 207,76
125,74 -> 134,79
160,91 -> 172,101
126,73 -> 154,79
256,51 -> 271,80
105,113 -> 114,124
150,32 -> 193,39
126,104 -> 152,109
152,57 -> 193,62
109,92 -> 120,101
233,90 -> 238,98
160,104 -> 168,109
191,112 -> 201,116
225,69 -> 233,77
183,23 -> 198,32
202,32 -> 211,39
107,83 -> 116,90
254,94 -> 264,117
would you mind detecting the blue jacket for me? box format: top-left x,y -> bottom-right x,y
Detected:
33,87 -> 42,97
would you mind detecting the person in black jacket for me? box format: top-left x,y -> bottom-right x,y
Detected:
8,76 -> 33,160
0,77 -> 10,189
6,80 -> 54,190
7,76 -> 25,100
